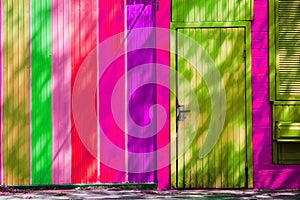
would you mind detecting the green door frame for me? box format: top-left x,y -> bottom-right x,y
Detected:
170,22 -> 253,188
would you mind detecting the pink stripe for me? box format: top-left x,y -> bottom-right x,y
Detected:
156,0 -> 171,190
52,0 -> 71,184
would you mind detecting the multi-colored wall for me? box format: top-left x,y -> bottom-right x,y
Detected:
0,0 -> 299,190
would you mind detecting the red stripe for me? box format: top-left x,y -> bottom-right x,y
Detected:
71,0 -> 98,183
99,0 -> 126,183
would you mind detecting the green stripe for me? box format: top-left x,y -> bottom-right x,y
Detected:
31,0 -> 53,184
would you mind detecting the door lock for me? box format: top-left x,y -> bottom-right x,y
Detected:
177,105 -> 190,121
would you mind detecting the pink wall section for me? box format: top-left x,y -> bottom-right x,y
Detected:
52,0 -> 71,184
252,0 -> 300,189
156,0 -> 171,190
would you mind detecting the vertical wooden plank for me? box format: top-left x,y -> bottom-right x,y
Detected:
184,28 -> 192,188
214,29 -> 222,188
220,28 -> 228,188
157,0 -> 171,190
239,0 -> 246,20
177,28 -> 184,188
0,0 -> 3,185
190,28 -> 196,188
3,0 -> 30,185
31,0 -> 53,184
195,28 -> 203,188
198,27 -> 213,187
238,54 -> 247,188
194,1 -> 200,22
211,0 -> 217,21
205,0 -> 212,21
228,0 -> 234,21
71,0 -> 98,183
217,0 -> 222,21
52,0 -> 71,184
228,28 -> 235,188
206,27 -> 213,188
231,28 -> 237,187
170,24 -> 177,188
99,0 -> 125,183
199,0 -> 205,22
232,28 -> 239,187
222,0 -> 228,22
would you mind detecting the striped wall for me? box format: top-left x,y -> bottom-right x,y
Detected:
127,0 -> 157,183
1,0 -> 300,190
99,0 -> 125,183
0,0 -> 165,186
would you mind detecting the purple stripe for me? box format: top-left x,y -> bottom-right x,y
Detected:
52,0 -> 71,184
127,1 -> 157,182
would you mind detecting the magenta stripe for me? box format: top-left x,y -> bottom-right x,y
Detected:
52,0 -> 71,184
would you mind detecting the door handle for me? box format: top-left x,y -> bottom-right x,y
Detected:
177,105 -> 190,121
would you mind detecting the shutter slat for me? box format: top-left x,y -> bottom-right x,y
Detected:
278,0 -> 300,97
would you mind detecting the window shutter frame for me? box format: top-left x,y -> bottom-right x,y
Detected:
275,0 -> 300,100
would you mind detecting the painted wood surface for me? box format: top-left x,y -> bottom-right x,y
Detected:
127,0 -> 157,183
0,0 -> 3,185
2,0 -> 30,185
0,0 -> 300,190
31,0 -> 53,184
156,0 -> 171,190
70,0 -> 98,183
253,0 -> 300,189
52,0 -> 71,184
174,27 -> 247,188
273,103 -> 300,164
275,0 -> 300,100
99,0 -> 126,183
172,0 -> 253,22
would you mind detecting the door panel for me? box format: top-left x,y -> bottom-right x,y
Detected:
175,27 -> 247,188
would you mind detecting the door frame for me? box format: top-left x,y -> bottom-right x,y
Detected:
170,22 -> 253,188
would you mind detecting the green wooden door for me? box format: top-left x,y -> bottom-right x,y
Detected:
174,27 -> 247,188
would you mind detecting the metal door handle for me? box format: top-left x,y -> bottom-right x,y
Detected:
177,105 -> 190,121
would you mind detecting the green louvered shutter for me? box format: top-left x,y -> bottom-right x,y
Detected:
276,0 -> 300,100
273,0 -> 300,164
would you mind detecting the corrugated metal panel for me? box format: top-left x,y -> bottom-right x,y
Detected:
172,0 -> 253,22
31,0 -> 53,184
99,0 -> 126,183
52,0 -> 71,184
70,0 -> 98,183
3,0 -> 30,185
278,0 -> 300,97
174,27 -> 247,188
127,0 -> 157,183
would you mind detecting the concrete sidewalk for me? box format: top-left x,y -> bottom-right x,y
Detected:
1,188 -> 300,199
